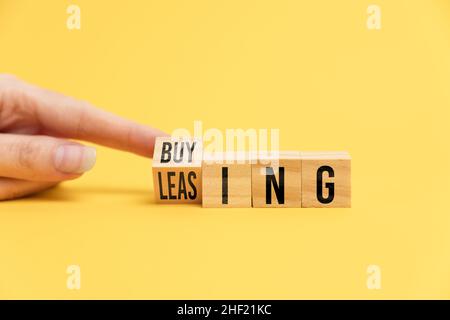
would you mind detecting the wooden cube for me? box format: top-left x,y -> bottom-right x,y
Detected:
301,151 -> 351,208
202,152 -> 252,208
152,137 -> 202,203
252,152 -> 302,207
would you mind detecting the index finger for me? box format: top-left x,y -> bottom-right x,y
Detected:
23,82 -> 168,158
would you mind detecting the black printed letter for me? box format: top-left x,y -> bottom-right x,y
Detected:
222,167 -> 228,204
317,166 -> 334,204
266,167 -> 285,204
161,142 -> 172,163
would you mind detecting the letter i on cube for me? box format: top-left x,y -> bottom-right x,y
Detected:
202,152 -> 252,208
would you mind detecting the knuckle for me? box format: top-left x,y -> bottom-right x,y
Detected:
126,124 -> 136,147
16,139 -> 41,171
70,101 -> 90,138
74,110 -> 87,137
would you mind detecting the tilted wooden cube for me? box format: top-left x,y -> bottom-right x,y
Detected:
252,151 -> 302,208
202,152 -> 252,208
301,151 -> 351,208
152,137 -> 202,203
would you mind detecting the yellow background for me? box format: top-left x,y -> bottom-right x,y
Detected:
1,0 -> 449,299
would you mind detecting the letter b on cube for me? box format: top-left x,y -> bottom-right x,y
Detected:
152,137 -> 202,203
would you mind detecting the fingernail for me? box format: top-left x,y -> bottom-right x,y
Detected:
54,145 -> 97,174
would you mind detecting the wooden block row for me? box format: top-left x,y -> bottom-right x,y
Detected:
152,137 -> 351,208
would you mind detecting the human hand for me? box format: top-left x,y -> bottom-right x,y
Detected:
0,74 -> 166,200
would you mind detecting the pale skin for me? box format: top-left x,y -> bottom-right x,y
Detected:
0,74 -> 167,200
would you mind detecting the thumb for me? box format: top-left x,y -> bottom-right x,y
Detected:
0,134 -> 96,182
